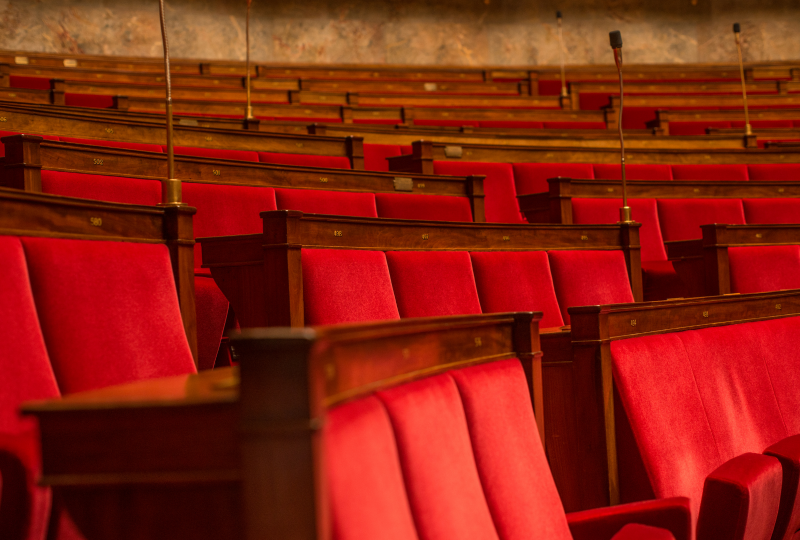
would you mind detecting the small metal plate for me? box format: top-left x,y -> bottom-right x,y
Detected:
444,146 -> 463,158
393,177 -> 413,191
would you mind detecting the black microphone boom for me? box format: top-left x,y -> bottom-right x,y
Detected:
609,30 -> 622,49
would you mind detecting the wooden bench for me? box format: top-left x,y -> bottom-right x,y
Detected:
655,108 -> 800,135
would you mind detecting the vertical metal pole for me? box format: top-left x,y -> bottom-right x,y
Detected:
246,0 -> 254,120
557,12 -> 567,98
159,0 -> 181,205
610,31 -> 631,223
734,24 -> 752,136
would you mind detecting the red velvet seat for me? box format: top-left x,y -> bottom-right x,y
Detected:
548,250 -> 635,324
656,199 -> 746,242
747,164 -> 800,182
60,137 -> 163,153
0,237 -> 60,540
513,163 -> 595,195
375,193 -> 473,222
670,164 -> 749,182
386,251 -> 482,318
64,94 -> 114,108
469,251 -> 564,328
40,171 -> 162,206
413,119 -> 481,128
433,162 -> 523,223
21,237 -> 196,394
363,144 -> 405,172
275,188 -> 378,217
257,152 -> 351,169
727,245 -> 800,294
592,164 -> 673,181
301,249 -> 399,325
169,145 -> 259,162
742,199 -> 800,224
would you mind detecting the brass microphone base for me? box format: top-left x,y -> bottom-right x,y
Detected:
160,178 -> 185,207
618,206 -> 633,223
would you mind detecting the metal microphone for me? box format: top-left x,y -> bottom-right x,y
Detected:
733,23 -> 752,136
609,30 -> 631,223
557,11 -> 567,99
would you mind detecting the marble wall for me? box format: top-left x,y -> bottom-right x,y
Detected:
0,0 -> 797,66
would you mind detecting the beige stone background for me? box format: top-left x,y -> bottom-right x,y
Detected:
0,0 -> 797,66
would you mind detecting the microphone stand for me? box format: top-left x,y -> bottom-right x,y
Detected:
557,12 -> 568,101
245,0 -> 254,121
158,0 -> 182,206
610,32 -> 631,223
734,23 -> 752,136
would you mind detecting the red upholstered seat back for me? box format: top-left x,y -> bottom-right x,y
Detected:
60,137 -> 163,153
470,251 -> 564,328
742,198 -> 800,224
548,250 -> 634,324
275,188 -> 378,218
41,171 -> 162,206
571,198 -> 668,262
592,164 -> 673,181
301,249 -> 399,326
747,164 -> 800,182
65,93 -> 114,108
656,199 -> 746,242
182,182 -> 277,268
513,163 -> 595,195
21,237 -> 196,394
363,144 -> 404,172
375,193 -> 473,222
756,317 -> 800,434
728,245 -> 800,294
0,237 -> 59,433
386,251 -> 482,318
257,152 -> 351,169
433,162 -> 523,223
670,164 -> 749,181
169,145 -> 259,162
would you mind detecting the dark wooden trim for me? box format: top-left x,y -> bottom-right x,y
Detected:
0,134 -> 42,191
162,205 -> 199,362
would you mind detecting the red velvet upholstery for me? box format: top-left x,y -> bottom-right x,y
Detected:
765,435 -> 800,540
656,199 -> 746,242
257,152 -> 351,169
64,94 -> 114,108
375,193 -> 473,222
182,182 -> 277,268
450,359 -> 573,540
363,144 -> 403,172
433,162 -> 523,223
0,237 -> 59,540
40,171 -> 162,206
376,374 -> 500,540
325,396 -> 419,540
742,199 -> 800,224
301,249 -> 399,325
668,121 -> 732,136
592,164 -> 673,181
169,145 -> 259,162
670,164 -> 749,181
732,120 -> 794,129
512,163 -> 595,195
747,164 -> 800,182
469,251 -> 564,328
623,107 -> 658,130
611,524 -> 675,540
543,121 -> 607,130
640,260 -> 687,302
9,76 -> 51,90
548,250 -> 634,324
275,189 -> 378,218
479,120 -> 544,129
696,453 -> 782,540
21,237 -> 196,394
568,497 -> 692,540
385,251 -> 482,318
413,119 -> 481,128
194,275 -> 230,371
728,245 -> 800,294
59,137 -> 163,153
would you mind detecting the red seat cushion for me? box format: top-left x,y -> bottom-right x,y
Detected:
433,162 -> 523,223
301,249 -> 399,326
275,188 -> 378,218
548,250 -> 634,324
469,251 -> 564,328
571,198 -> 668,262
182,182 -> 277,268
747,164 -> 800,181
375,193 -> 473,222
22,237 -> 196,393
743,198 -> 800,224
728,245 -> 800,294
450,359 -> 573,540
656,199 -> 746,242
41,171 -> 162,206
325,396 -> 419,540
764,435 -> 800,540
592,164 -> 673,181
9,75 -> 51,90
60,137 -> 163,153
376,374 -> 500,540
612,524 -> 675,540
169,145 -> 259,162
194,275 -> 230,371
668,121 -> 732,136
670,164 -> 749,181
513,163 -> 595,195
479,120 -> 544,129
386,251 -> 482,318
364,144 -> 404,172
65,93 -> 114,108
257,152 -> 351,169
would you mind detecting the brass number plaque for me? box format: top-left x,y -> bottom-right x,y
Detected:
105,128 -> 114,134
630,320 -> 637,327
296,142 -> 304,148
502,236 -> 510,241
333,230 -> 343,237
776,304 -> 783,310
422,234 -> 429,240
474,337 -> 482,347
320,177 -> 328,183
89,217 -> 102,227
702,311 -> 709,318
93,159 -> 104,165
0,117 -> 7,122
212,170 -> 221,176
580,235 -> 588,241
